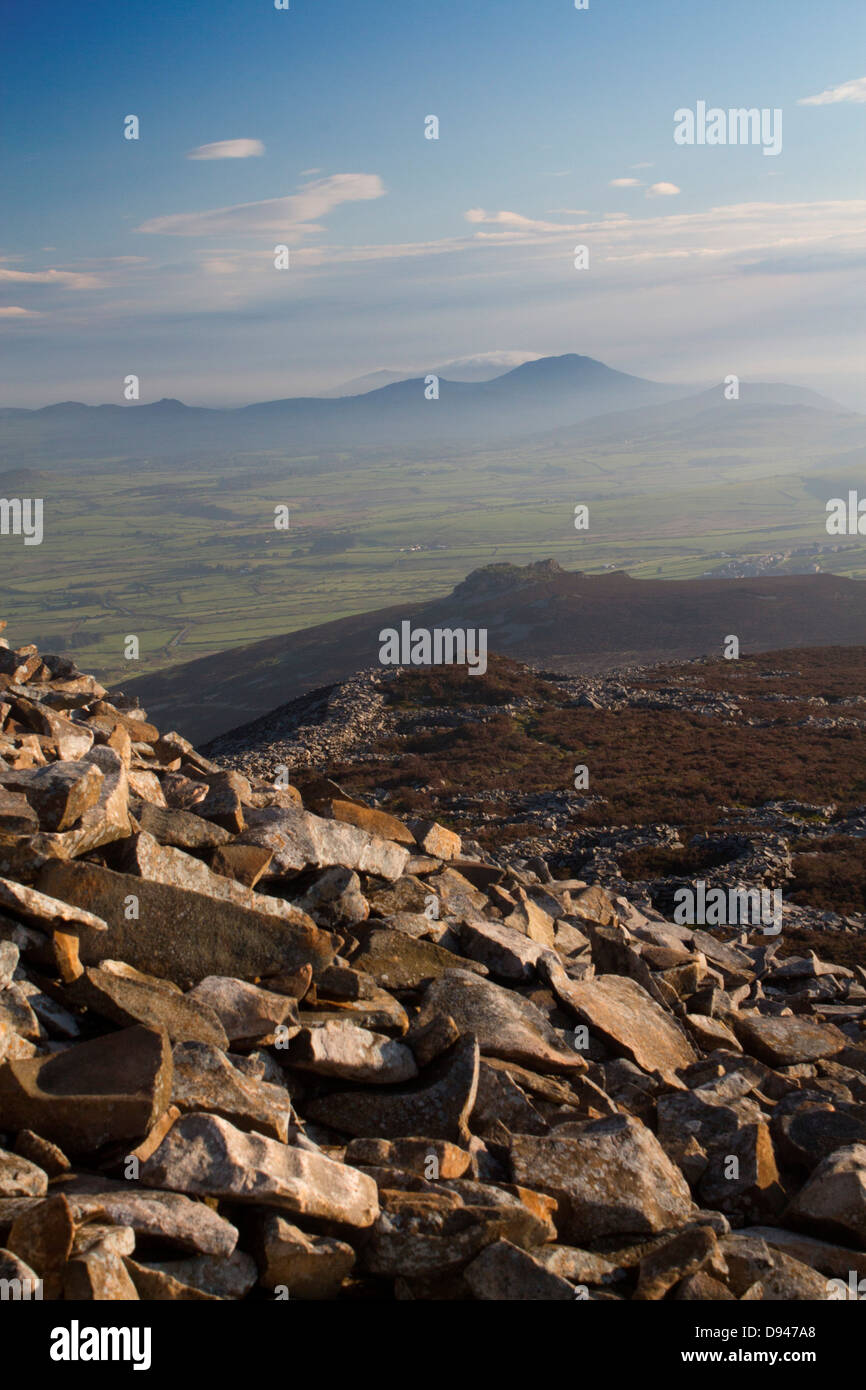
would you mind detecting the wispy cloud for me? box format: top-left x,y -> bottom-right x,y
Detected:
0,266 -> 103,289
187,138 -> 265,159
798,76 -> 866,106
465,208 -> 573,232
646,182 -> 681,198
610,178 -> 642,188
136,173 -> 386,237
0,306 -> 40,318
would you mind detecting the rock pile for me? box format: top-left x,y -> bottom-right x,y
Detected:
1,628 -> 865,1301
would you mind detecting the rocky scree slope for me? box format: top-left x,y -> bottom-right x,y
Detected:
0,628 -> 865,1300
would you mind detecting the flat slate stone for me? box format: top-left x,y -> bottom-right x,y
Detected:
37,861 -> 338,989
54,1174 -> 238,1255
70,964 -> 229,1048
733,1014 -> 848,1066
415,969 -> 585,1075
238,806 -> 409,881
541,965 -> 697,1082
140,1113 -> 379,1228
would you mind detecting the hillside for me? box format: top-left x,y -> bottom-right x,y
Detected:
1,626 -> 865,1303
117,562 -> 866,743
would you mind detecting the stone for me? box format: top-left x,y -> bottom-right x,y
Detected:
123,1257 -> 221,1300
171,1042 -> 292,1141
140,1113 -> 379,1227
541,963 -> 696,1084
0,1023 -> 172,1155
675,1270 -> 736,1300
634,1225 -> 718,1300
787,1143 -> 866,1244
63,1245 -> 141,1300
511,1116 -> 694,1243
733,1014 -> 848,1066
406,1012 -> 461,1067
196,770 -> 250,833
331,800 -> 415,845
698,1122 -> 785,1218
186,976 -> 299,1045
136,1250 -> 257,1300
345,1138 -> 470,1179
415,969 -> 586,1075
0,876 -> 107,936
471,1061 -> 548,1140
292,867 -> 369,928
0,760 -> 104,831
411,820 -> 462,860
287,1020 -> 417,1083
7,1193 -> 75,1297
464,1239 -> 575,1300
0,787 -> 38,835
70,964 -> 230,1048
118,830 -> 323,927
350,926 -> 486,992
135,800 -> 232,850
0,1147 -> 48,1197
238,806 -> 409,881
211,842 -> 273,887
773,1104 -> 866,1171
13,1130 -> 70,1177
685,1013 -> 742,1053
71,1228 -> 136,1262
126,769 -> 168,806
459,918 -> 548,980
55,1175 -> 238,1255
38,861 -> 337,989
503,888 -> 556,948
304,1036 -> 479,1143
256,1215 -> 355,1297
571,885 -> 619,927
0,984 -> 40,1041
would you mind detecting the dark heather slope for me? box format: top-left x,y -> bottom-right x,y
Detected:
1,625 -> 866,1303
116,561 -> 866,744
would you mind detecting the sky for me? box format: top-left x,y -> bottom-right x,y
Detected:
0,0 -> 864,407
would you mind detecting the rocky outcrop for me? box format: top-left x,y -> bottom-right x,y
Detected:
0,629 -> 864,1300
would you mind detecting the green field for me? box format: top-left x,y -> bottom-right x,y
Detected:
4,429 -> 865,687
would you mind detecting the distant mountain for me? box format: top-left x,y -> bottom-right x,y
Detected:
0,355 -> 703,466
321,353 -> 539,396
115,558 -> 866,744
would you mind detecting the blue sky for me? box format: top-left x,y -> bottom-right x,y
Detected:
1,0 -> 864,405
